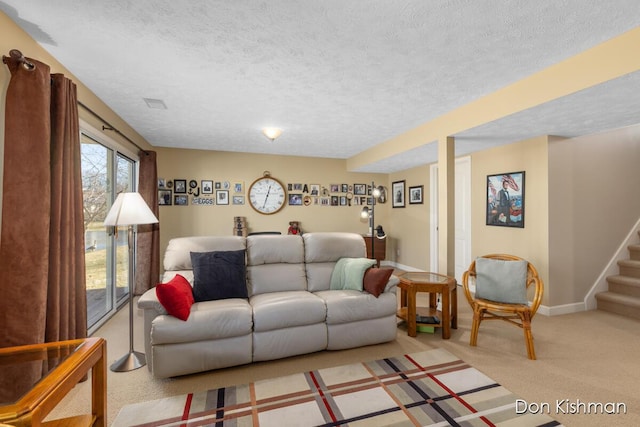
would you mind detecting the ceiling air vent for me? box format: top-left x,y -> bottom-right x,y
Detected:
143,98 -> 167,109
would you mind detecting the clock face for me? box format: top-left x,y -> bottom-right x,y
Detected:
248,175 -> 286,215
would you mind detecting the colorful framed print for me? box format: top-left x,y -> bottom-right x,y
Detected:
486,171 -> 525,228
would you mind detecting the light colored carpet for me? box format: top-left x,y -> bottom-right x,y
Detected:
48,289 -> 640,426
111,347 -> 561,426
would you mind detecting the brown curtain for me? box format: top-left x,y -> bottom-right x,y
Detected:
135,150 -> 160,294
47,74 -> 87,342
0,53 -> 86,349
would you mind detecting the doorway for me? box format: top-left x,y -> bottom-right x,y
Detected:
429,156 -> 472,283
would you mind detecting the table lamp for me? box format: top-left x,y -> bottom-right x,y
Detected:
104,192 -> 158,372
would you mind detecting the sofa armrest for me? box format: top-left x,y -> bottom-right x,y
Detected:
384,275 -> 399,294
137,287 -> 167,315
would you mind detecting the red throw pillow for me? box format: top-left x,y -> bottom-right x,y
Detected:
155,274 -> 194,321
363,268 -> 394,297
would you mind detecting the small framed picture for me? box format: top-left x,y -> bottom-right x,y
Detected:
392,180 -> 406,208
486,171 -> 525,228
330,184 -> 339,193
341,184 -> 348,193
353,183 -> 367,195
174,179 -> 187,194
289,194 -> 303,206
232,195 -> 244,205
216,190 -> 229,205
409,185 -> 423,204
310,184 -> 320,196
201,180 -> 213,194
158,189 -> 172,205
174,194 -> 188,206
158,178 -> 167,189
234,182 -> 243,193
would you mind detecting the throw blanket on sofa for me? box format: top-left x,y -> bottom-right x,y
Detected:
330,257 -> 377,291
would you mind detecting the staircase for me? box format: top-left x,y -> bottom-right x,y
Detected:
595,231 -> 640,320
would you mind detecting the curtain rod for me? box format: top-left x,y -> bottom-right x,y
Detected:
78,101 -> 149,155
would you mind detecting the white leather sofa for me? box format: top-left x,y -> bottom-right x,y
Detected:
137,232 -> 399,378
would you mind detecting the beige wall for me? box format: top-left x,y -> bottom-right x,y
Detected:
549,124 -> 640,306
156,147 -> 389,260
388,165 -> 431,270
470,136 -> 550,305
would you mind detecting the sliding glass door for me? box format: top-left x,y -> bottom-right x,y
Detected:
81,130 -> 136,334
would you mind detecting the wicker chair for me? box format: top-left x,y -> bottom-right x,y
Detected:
461,254 -> 544,360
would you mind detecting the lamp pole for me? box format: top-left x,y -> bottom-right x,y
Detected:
370,181 -> 376,262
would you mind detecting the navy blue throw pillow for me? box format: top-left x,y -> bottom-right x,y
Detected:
190,250 -> 248,302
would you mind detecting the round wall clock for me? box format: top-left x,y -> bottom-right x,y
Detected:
248,171 -> 287,215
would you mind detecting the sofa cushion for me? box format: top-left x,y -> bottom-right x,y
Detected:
155,274 -> 194,321
164,236 -> 246,271
363,267 -> 394,297
246,235 -> 307,296
190,250 -> 248,302
475,257 -> 528,304
150,299 -> 253,345
250,291 -> 326,332
330,257 -> 377,291
315,290 -> 397,324
303,232 -> 368,292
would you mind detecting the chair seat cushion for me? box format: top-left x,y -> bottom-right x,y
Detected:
475,257 -> 528,304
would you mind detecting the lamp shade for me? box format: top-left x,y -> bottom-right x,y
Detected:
104,192 -> 158,226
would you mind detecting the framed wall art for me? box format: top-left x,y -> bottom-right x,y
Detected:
354,183 -> 367,195
392,180 -> 406,208
486,171 -> 525,228
216,190 -> 229,205
409,185 -> 423,204
173,179 -> 187,194
201,180 -> 213,194
158,189 -> 172,205
174,194 -> 188,206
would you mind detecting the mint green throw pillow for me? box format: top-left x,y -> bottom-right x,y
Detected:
475,257 -> 528,304
330,257 -> 377,291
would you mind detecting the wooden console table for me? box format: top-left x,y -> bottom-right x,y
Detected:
397,272 -> 458,339
0,337 -> 106,426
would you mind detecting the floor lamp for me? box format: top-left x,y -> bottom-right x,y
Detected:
361,182 -> 384,261
104,192 -> 159,372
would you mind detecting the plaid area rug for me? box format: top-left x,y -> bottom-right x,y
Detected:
113,348 -> 561,427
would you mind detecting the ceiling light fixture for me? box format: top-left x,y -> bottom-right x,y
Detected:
262,127 -> 282,141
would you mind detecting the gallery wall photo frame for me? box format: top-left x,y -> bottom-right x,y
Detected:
409,185 -> 423,204
173,179 -> 187,194
486,171 -> 525,228
158,189 -> 172,205
216,190 -> 229,205
392,180 -> 406,208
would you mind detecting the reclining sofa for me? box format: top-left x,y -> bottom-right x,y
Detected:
137,232 -> 399,378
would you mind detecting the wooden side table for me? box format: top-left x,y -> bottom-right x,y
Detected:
0,337 -> 106,426
363,235 -> 386,266
397,272 -> 458,339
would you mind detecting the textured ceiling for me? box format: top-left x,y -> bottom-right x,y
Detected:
2,1 -> 640,173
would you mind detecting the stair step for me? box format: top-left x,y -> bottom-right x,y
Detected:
596,291 -> 640,320
629,244 -> 640,261
618,259 -> 640,279
606,275 -> 640,298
